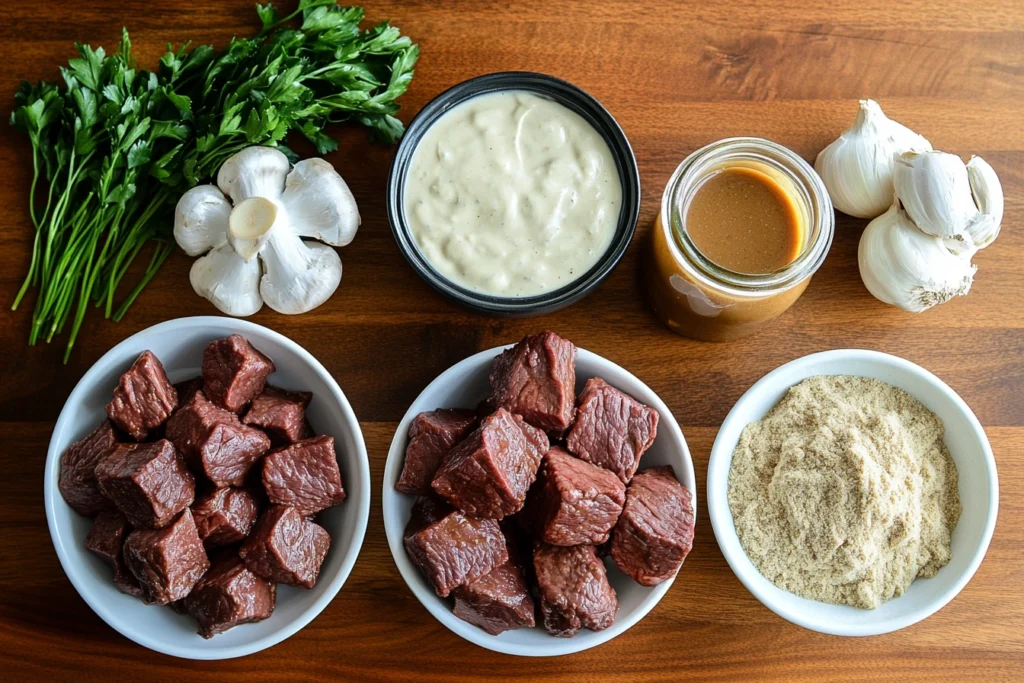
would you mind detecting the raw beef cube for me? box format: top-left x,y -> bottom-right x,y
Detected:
533,543 -> 618,637
95,440 -> 195,529
240,506 -> 331,588
58,420 -> 120,516
488,331 -> 577,433
566,378 -> 659,484
202,335 -> 275,412
452,560 -> 536,635
431,408 -> 548,519
185,553 -> 276,638
242,387 -> 314,447
262,435 -> 345,515
85,508 -> 130,562
403,509 -> 508,598
528,447 -> 626,546
166,390 -> 270,487
610,466 -> 695,586
396,409 -> 477,495
113,547 -> 144,598
403,495 -> 452,539
123,509 -> 210,605
105,351 -> 179,441
174,377 -> 204,407
192,487 -> 260,547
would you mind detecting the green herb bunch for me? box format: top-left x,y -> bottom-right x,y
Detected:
10,1 -> 418,361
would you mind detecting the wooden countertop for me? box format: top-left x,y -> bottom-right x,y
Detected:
1,1 -> 1021,679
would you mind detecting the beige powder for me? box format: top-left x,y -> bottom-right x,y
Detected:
728,375 -> 961,609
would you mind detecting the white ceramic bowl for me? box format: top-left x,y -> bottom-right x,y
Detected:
707,349 -> 998,636
383,345 -> 696,656
45,316 -> 370,659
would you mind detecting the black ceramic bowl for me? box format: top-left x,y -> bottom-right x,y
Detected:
387,72 -> 641,316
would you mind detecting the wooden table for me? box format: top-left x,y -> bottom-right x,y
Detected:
1,1 -> 1021,679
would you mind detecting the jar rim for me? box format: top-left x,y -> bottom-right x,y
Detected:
660,137 -> 834,296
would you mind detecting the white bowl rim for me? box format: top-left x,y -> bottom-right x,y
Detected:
44,316 -> 371,660
382,344 -> 696,656
707,348 -> 999,636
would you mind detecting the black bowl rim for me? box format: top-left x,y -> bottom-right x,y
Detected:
386,71 -> 641,316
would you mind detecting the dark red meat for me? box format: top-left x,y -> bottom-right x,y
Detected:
123,509 -> 210,605
95,440 -> 195,529
403,509 -> 508,598
403,495 -> 452,539
488,331 -> 577,433
192,486 -> 260,547
566,378 -> 659,484
242,386 -> 314,447
58,420 -> 120,516
240,506 -> 331,588
452,560 -> 536,635
261,435 -> 345,516
185,552 -> 277,638
85,508 -> 130,562
431,408 -> 548,519
174,377 -> 204,407
395,409 -> 477,495
105,351 -> 178,441
533,543 -> 618,637
610,466 -> 694,586
202,335 -> 276,413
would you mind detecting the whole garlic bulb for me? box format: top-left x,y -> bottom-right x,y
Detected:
893,151 -> 978,242
858,204 -> 976,312
815,99 -> 932,219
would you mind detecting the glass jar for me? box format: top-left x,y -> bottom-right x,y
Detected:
644,137 -> 834,342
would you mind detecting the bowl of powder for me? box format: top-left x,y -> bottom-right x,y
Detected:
707,349 -> 998,636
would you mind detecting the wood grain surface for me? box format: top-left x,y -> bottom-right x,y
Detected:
1,0 -> 1021,680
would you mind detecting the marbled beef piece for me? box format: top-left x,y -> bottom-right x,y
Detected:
488,331 -> 577,433
58,420 -> 120,516
105,351 -> 178,441
610,466 -> 694,586
527,447 -> 626,546
566,378 -> 659,484
240,506 -> 330,588
261,435 -> 345,516
173,377 -> 204,407
185,552 -> 276,638
452,560 -> 536,635
85,508 -> 131,561
533,543 -> 618,638
403,509 -> 508,598
123,509 -> 210,605
166,390 -> 271,488
431,408 -> 548,519
192,486 -> 260,547
242,387 -> 314,447
95,440 -> 195,529
395,409 -> 477,495
202,335 -> 275,413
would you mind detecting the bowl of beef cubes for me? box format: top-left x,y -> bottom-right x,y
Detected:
383,331 -> 696,656
45,316 -> 370,659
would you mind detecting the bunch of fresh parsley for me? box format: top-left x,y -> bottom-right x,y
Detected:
10,1 -> 418,361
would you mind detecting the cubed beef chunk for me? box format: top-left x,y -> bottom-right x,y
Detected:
166,390 -> 271,487
202,335 -> 275,413
185,553 -> 276,638
58,420 -> 120,516
610,466 -> 695,586
113,548 -> 144,598
488,331 -> 577,433
566,378 -> 659,484
403,495 -> 452,539
95,440 -> 195,529
527,447 -> 626,546
242,387 -> 314,447
123,509 -> 210,605
396,409 -> 477,495
85,508 -> 130,561
240,506 -> 330,588
261,435 -> 345,515
105,351 -> 178,441
533,543 -> 618,637
431,408 -> 548,519
404,509 -> 508,598
174,377 -> 204,407
192,487 -> 260,547
452,560 -> 536,635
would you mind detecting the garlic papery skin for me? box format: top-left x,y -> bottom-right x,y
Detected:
965,155 -> 1003,249
893,150 -> 978,242
815,99 -> 932,219
858,203 -> 977,312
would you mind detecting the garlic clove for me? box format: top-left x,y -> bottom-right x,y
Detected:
281,158 -> 361,247
189,243 -> 264,317
258,229 -> 342,315
858,203 -> 976,312
228,196 -> 281,263
216,146 -> 291,204
893,151 -> 977,239
173,185 -> 231,257
815,99 -> 932,219
965,155 -> 1003,249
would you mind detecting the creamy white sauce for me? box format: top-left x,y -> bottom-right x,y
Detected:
404,90 -> 622,298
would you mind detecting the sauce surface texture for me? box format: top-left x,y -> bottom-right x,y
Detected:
404,91 -> 622,297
